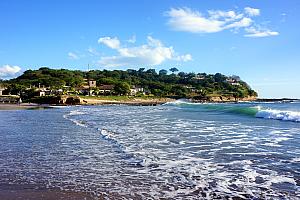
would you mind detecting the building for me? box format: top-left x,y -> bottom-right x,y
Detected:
230,82 -> 240,86
226,78 -> 240,86
130,85 -> 144,96
0,86 -> 6,96
38,91 -> 46,96
192,75 -> 205,80
88,80 -> 96,88
36,88 -> 50,96
99,84 -> 114,94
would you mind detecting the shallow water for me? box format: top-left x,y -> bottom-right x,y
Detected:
0,101 -> 300,199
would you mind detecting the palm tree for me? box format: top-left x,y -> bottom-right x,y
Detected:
169,67 -> 179,73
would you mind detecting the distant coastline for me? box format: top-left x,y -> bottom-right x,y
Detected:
1,95 -> 298,110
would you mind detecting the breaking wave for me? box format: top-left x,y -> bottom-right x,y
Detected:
166,100 -> 300,122
256,109 -> 300,122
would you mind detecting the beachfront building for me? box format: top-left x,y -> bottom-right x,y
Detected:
82,79 -> 97,88
76,85 -> 91,95
35,87 -> 52,96
130,85 -> 144,96
75,79 -> 97,96
99,84 -> 114,95
0,86 -> 6,96
88,80 -> 96,87
38,90 -> 46,96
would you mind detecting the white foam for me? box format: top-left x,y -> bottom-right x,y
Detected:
164,99 -> 193,105
268,175 -> 297,185
100,129 -> 116,140
291,157 -> 300,162
261,142 -> 282,147
256,109 -> 300,122
69,119 -> 87,127
69,110 -> 85,116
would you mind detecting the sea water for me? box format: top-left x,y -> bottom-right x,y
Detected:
0,101 -> 299,199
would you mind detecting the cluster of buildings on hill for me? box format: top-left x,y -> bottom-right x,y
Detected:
0,79 -> 145,99
0,75 -> 243,103
36,79 -> 145,97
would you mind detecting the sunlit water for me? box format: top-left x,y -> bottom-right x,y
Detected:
0,101 -> 300,199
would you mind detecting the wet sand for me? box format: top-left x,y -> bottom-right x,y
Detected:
0,104 -> 51,110
0,183 -> 94,200
0,189 -> 94,200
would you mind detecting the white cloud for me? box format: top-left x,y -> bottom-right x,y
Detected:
244,7 -> 260,16
68,52 -> 79,60
165,7 -> 278,38
166,7 -> 254,33
127,35 -> 136,43
98,36 -> 192,67
175,54 -> 192,62
166,8 -> 226,33
225,17 -> 252,29
98,37 -> 120,49
0,65 -> 21,79
87,47 -> 100,56
244,27 -> 279,37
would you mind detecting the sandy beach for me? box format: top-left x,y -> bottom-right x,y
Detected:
0,97 -> 175,110
0,103 -> 51,110
78,97 -> 174,106
0,189 -> 94,200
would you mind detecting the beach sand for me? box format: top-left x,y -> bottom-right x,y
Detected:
0,189 -> 94,200
0,104 -> 51,110
79,97 -> 174,106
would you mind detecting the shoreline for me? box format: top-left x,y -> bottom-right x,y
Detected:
0,103 -> 52,110
78,97 -> 174,106
0,97 -> 175,110
0,97 -> 298,110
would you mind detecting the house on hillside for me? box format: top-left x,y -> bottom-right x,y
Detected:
226,76 -> 240,85
88,80 -> 96,87
36,88 -> 52,96
184,85 -> 197,93
99,84 -> 114,95
192,74 -> 205,80
83,79 -> 97,88
130,85 -> 144,96
76,79 -> 97,95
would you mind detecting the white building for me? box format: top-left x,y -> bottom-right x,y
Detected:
0,86 -> 6,96
130,86 -> 144,96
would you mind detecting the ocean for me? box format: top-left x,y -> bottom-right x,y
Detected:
0,101 -> 299,199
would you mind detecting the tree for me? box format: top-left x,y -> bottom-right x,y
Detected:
138,68 -> 145,74
113,82 -> 130,95
170,85 -> 188,97
169,67 -> 179,73
178,72 -> 186,78
214,73 -> 226,82
159,69 -> 168,76
4,67 -> 258,99
6,84 -> 27,95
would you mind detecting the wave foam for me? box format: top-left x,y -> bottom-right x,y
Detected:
69,119 -> 87,127
69,110 -> 85,116
164,99 -> 193,105
256,109 -> 300,122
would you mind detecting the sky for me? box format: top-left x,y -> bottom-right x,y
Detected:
0,0 -> 299,98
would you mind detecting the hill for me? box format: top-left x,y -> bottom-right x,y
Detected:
0,67 -> 257,101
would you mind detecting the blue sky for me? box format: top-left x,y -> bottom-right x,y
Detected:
0,0 -> 299,98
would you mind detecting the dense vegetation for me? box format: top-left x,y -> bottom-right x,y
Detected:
0,67 -> 257,99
